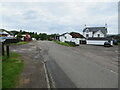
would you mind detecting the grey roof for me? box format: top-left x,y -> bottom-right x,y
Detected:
83,27 -> 107,34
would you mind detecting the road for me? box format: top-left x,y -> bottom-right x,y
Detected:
38,41 -> 118,88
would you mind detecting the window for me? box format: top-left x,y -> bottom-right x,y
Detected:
86,34 -> 89,37
98,34 -> 100,37
86,29 -> 89,33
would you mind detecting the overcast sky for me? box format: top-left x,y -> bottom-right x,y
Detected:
0,0 -> 119,34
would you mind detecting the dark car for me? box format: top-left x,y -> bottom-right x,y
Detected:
104,42 -> 111,47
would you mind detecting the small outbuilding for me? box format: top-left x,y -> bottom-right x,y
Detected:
59,32 -> 85,45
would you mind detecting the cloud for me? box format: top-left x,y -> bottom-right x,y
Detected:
0,2 -> 118,34
0,0 -> 119,2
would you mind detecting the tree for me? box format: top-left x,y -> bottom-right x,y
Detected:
16,33 -> 22,40
11,30 -> 19,36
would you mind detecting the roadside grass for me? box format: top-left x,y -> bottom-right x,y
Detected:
2,52 -> 23,88
54,41 -> 74,47
16,41 -> 28,45
0,56 -> 2,89
118,42 -> 120,45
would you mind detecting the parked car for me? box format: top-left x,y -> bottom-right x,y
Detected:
104,42 -> 111,47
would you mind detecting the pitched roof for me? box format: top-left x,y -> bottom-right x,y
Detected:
59,32 -> 84,38
83,27 -> 107,34
0,29 -> 13,35
0,32 -> 8,35
69,32 -> 84,38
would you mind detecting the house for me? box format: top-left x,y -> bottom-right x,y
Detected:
0,29 -> 14,37
59,32 -> 85,45
83,24 -> 113,46
83,24 -> 107,38
0,29 -> 14,42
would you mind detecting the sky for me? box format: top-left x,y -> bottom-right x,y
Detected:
0,0 -> 119,34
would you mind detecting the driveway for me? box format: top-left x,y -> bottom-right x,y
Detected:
38,41 -> 118,88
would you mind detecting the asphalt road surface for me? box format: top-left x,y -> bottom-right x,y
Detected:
38,41 -> 118,88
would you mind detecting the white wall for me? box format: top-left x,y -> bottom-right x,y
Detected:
93,30 -> 104,37
84,32 -> 93,38
83,30 -> 105,38
86,40 -> 108,45
64,34 -> 73,42
59,34 -> 84,45
59,36 -> 65,42
72,38 -> 80,45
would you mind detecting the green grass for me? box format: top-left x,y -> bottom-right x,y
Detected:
54,41 -> 74,47
16,41 -> 28,45
0,56 -> 2,89
2,52 -> 23,88
118,42 -> 120,45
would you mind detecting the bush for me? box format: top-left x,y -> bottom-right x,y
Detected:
65,41 -> 76,46
54,41 -> 74,47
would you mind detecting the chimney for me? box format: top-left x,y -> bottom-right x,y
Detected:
85,24 -> 86,28
105,23 -> 107,29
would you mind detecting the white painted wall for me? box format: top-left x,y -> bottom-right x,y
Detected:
87,40 -> 108,45
83,30 -> 105,38
59,33 -> 85,45
72,38 -> 80,45
64,34 -> 73,42
83,32 -> 85,37
93,30 -> 104,37
83,32 -> 93,38
59,36 -> 65,42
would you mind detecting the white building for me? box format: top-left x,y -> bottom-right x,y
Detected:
0,29 -> 14,42
83,26 -> 107,38
82,24 -> 113,46
59,32 -> 85,45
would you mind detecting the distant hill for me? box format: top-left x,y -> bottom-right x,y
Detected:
107,34 -> 120,40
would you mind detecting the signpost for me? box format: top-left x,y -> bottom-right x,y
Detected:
2,43 -> 5,56
6,45 -> 9,58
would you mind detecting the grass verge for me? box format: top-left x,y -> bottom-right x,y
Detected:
54,41 -> 74,47
2,52 -> 23,88
118,42 -> 120,45
14,41 -> 28,45
0,56 -> 2,89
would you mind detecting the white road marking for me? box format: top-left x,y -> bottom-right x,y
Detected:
43,61 -> 51,89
